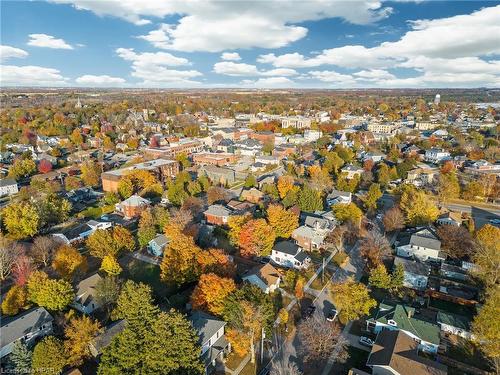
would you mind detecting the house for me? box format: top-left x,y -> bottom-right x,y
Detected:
439,262 -> 469,282
0,178 -> 18,197
199,165 -> 236,186
240,188 -> 264,204
148,234 -> 170,257
193,152 -> 238,167
341,164 -> 364,179
115,195 -> 151,219
363,151 -> 386,163
394,256 -> 430,291
366,330 -> 447,375
271,240 -> 311,269
281,116 -> 311,129
242,263 -> 281,294
215,139 -> 235,153
406,164 -> 439,187
233,138 -> 263,156
1,307 -> 54,358
326,189 -> 352,206
292,213 -> 335,252
204,205 -> 232,225
436,311 -> 473,340
189,311 -> 230,374
89,320 -> 127,358
71,273 -> 103,314
255,155 -> 279,166
366,302 -> 441,353
396,227 -> 444,262
304,129 -> 323,142
226,200 -> 256,215
436,212 -> 462,226
424,148 -> 450,164
54,220 -> 112,244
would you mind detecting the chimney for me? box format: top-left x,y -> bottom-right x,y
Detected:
407,308 -> 413,319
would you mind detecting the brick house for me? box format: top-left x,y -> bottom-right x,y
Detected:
116,195 -> 151,219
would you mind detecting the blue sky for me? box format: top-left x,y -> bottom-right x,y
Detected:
1,1 -> 499,88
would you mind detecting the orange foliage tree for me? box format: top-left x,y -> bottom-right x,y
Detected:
266,204 -> 299,238
191,273 -> 236,316
277,175 -> 295,200
238,219 -> 276,258
196,248 -> 236,278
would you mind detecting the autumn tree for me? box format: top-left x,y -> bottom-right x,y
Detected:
27,271 -> 74,311
383,206 -> 405,233
360,230 -> 391,269
3,202 -> 41,239
32,337 -> 67,375
38,159 -> 53,174
330,278 -> 376,323
160,224 -> 201,285
400,188 -> 439,226
267,204 -> 299,238
244,174 -> 257,188
437,225 -> 475,259
472,225 -> 500,288
332,203 -> 363,227
238,219 -> 276,258
65,315 -> 102,366
390,263 -> 405,293
437,171 -> 460,203
9,341 -> 32,374
369,264 -> 391,289
52,245 -> 88,280
277,175 -> 295,199
298,315 -> 349,363
8,158 -> 36,180
361,183 -> 382,212
95,276 -> 120,318
0,236 -> 21,280
191,273 -> 236,316
323,151 -> 344,174
137,209 -> 157,248
308,165 -> 333,191
100,255 -> 122,276
207,186 -> 231,204
80,160 -> 101,187
298,184 -> 323,212
196,248 -> 235,277
86,226 -> 135,259
12,254 -> 34,286
228,214 -> 251,245
1,285 -> 27,315
295,275 -> 305,300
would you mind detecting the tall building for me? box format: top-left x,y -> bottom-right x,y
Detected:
75,97 -> 82,109
434,94 -> 441,105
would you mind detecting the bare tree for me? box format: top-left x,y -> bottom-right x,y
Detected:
360,230 -> 391,269
0,237 -> 22,281
437,225 -> 474,259
326,225 -> 347,253
32,236 -> 60,267
271,357 -> 302,375
297,315 -> 349,363
12,254 -> 34,286
383,206 -> 405,233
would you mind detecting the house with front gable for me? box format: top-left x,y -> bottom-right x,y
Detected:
189,311 -> 230,374
242,263 -> 281,294
326,189 -> 352,206
396,227 -> 444,262
270,240 -> 311,269
292,213 -> 336,252
71,273 -> 103,314
148,234 -> 170,257
394,256 -> 430,291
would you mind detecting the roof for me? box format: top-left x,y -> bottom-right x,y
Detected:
75,273 -> 102,307
244,263 -> 281,287
436,311 -> 471,331
120,194 -> 151,207
394,256 -> 430,277
90,320 -> 127,356
0,178 -> 17,187
273,240 -> 299,256
204,204 -> 232,217
367,330 -> 447,375
102,158 -> 177,177
369,302 -> 441,345
1,307 -> 54,349
149,233 -> 169,248
327,189 -> 351,199
189,310 -> 226,346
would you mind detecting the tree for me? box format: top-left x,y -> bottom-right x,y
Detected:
278,308 -> 289,326
282,186 -> 300,208
70,128 -> 84,146
207,186 -> 231,204
308,165 -> 333,191
383,207 -> 405,233
238,219 -> 276,258
118,177 -> 134,199
8,158 -> 36,180
100,255 -> 122,276
38,159 -> 53,174
472,225 -> 500,288
476,224 -> 500,254
267,204 -> 299,238
12,254 -> 34,286
160,224 -> 201,285
472,287 -> 500,373
360,230 -> 391,269
0,237 -> 21,281
270,355 -> 302,375
3,202 -> 40,239
390,263 -> 404,293
52,245 -> 88,280
297,315 -> 349,363
332,203 -> 363,227
167,180 -> 188,206
228,214 -> 251,245
86,226 -> 135,259
323,151 -> 344,174
196,248 -> 236,277
437,225 -> 475,259
27,271 -> 74,311
437,172 -> 460,203
64,315 -> 102,366
175,152 -> 191,169
191,273 -> 236,316
9,341 -> 32,374
1,285 -> 27,315
462,181 -> 484,201
38,193 -> 72,226
244,174 -> 257,188
298,185 -> 323,212
361,183 -> 382,212
95,276 -> 121,317
369,264 -> 391,289
112,281 -> 159,330
277,175 -> 295,199
32,337 -> 66,375
400,188 -> 439,226
295,276 -> 305,300
137,209 -> 157,248
376,163 -> 391,186
80,160 -> 101,187
330,278 -> 376,323
32,236 -> 61,267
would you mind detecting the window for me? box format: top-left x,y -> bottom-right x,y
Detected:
275,257 -> 281,262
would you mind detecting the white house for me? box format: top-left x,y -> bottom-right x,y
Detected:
340,164 -> 364,179
326,190 -> 352,206
53,220 -> 113,244
424,148 -> 450,164
436,311 -> 473,340
1,308 -> 54,358
242,263 -> 281,294
271,240 -> 311,269
0,178 -> 18,197
396,227 -> 444,262
436,212 -> 462,227
71,273 -> 103,314
304,129 -> 323,142
281,116 -> 311,129
394,256 -> 430,291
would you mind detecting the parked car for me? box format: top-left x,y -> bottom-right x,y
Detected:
303,305 -> 316,318
259,256 -> 271,264
489,218 -> 500,225
359,336 -> 374,347
326,309 -> 338,322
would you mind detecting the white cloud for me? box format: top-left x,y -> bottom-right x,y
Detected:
0,45 -> 28,62
309,70 -> 357,85
50,0 -> 392,51
221,52 -> 241,61
116,48 -> 202,86
75,75 -> 126,85
27,34 -> 73,49
213,62 -> 298,77
240,76 -> 294,88
353,69 -> 396,81
0,65 -> 67,86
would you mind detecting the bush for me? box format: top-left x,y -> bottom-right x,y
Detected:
332,251 -> 349,267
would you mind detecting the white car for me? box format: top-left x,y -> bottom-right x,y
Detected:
326,309 -> 338,322
359,336 -> 374,347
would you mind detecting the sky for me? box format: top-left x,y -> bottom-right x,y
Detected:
0,0 -> 499,88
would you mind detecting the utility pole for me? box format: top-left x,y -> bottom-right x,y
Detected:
261,326 -> 265,365
322,256 -> 325,284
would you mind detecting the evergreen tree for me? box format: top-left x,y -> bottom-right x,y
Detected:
9,341 -> 32,374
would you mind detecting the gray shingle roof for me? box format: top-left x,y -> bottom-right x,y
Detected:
273,240 -> 299,256
189,310 -> 226,346
394,256 -> 430,276
1,307 -> 53,349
